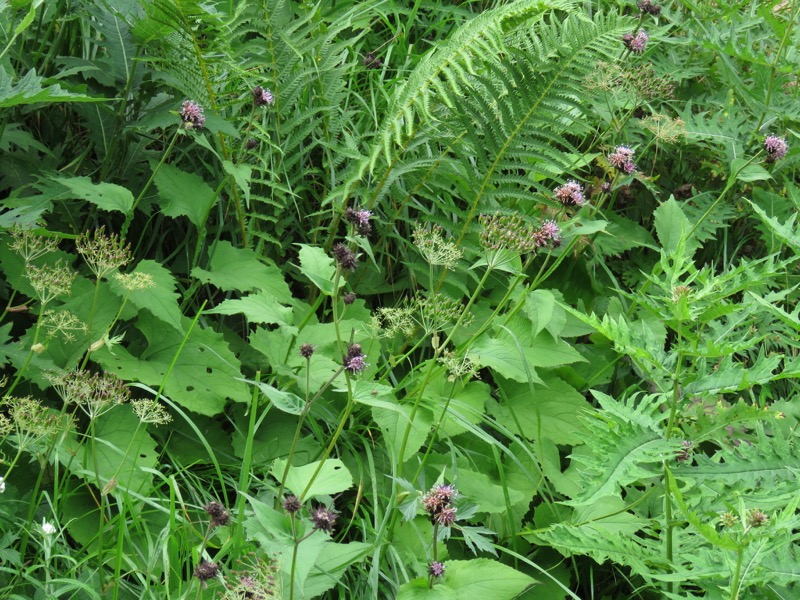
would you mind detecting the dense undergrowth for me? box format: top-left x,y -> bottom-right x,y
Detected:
1,0 -> 799,598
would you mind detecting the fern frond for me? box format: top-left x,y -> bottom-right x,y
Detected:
370,0 -> 578,168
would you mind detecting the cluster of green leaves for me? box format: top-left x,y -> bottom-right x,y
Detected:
1,0 -> 799,598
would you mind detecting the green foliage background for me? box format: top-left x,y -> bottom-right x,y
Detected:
0,0 -> 799,598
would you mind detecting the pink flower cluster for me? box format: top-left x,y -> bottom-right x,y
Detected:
608,145 -> 637,173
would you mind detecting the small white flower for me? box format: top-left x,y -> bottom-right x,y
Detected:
0,477 -> 5,493
41,518 -> 56,535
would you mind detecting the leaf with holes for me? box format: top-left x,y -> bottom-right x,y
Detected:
93,312 -> 249,416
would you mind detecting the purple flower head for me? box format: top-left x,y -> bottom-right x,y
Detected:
180,100 -> 205,129
204,501 -> 230,527
345,207 -> 373,237
623,30 -> 649,54
428,561 -> 446,578
333,243 -> 359,270
364,52 -> 383,70
344,343 -> 368,375
299,343 -> 315,358
539,220 -> 561,242
311,506 -> 338,534
194,560 -> 219,581
253,85 -> 275,107
343,292 -> 357,305
637,0 -> 661,15
422,484 -> 457,515
608,145 -> 637,173
554,180 -> 586,207
599,181 -> 612,194
283,494 -> 302,514
764,135 -> 789,163
435,506 -> 458,527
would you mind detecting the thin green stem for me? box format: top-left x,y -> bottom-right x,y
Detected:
122,127 -> 182,240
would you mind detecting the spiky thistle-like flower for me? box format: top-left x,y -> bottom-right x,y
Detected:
179,100 -> 205,129
535,220 -> 562,249
622,30 -> 649,54
637,0 -> 661,15
748,509 -> 769,529
283,495 -> 302,514
363,52 -> 383,69
428,561 -> 446,578
345,207 -> 373,237
310,506 -> 338,534
608,145 -> 637,173
553,180 -> 586,207
422,483 -> 458,527
343,343 -> 368,375
253,85 -> 275,106
332,243 -> 359,271
299,343 -> 315,358
194,560 -> 219,582
763,135 -> 789,163
204,501 -> 230,527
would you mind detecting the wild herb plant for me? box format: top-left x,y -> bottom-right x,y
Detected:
1,0 -> 799,598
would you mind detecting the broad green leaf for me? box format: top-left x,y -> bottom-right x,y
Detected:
295,244 -> 343,295
244,499 -> 328,599
523,332 -> 585,368
303,541 -> 371,597
397,559 -> 535,599
397,580 -> 457,600
58,406 -> 157,494
246,380 -> 305,415
421,378 -> 488,438
154,162 -> 217,228
653,198 -> 691,256
489,377 -> 591,445
456,469 -> 526,514
109,260 -> 182,332
572,496 -> 647,536
467,336 -> 542,384
271,458 -> 353,499
0,67 -> 102,108
731,158 -> 771,183
524,289 -> 565,338
55,176 -> 134,214
191,240 -> 292,298
373,403 -> 433,463
93,312 -> 249,415
205,292 -> 293,328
